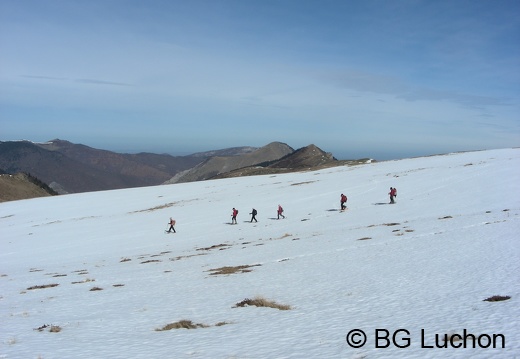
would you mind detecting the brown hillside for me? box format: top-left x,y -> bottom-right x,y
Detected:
167,142 -> 294,183
215,145 -> 372,179
0,173 -> 55,202
0,140 -> 204,193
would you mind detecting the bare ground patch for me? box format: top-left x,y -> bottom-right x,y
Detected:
196,243 -> 232,251
234,296 -> 291,310
27,284 -> 59,290
155,319 -> 231,331
129,202 -> 177,213
290,180 -> 317,186
169,253 -> 207,262
34,324 -> 62,333
71,278 -> 95,284
207,264 -> 261,276
483,295 -> 511,302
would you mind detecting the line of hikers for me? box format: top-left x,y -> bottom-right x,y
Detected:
231,204 -> 285,225
167,188 -> 396,232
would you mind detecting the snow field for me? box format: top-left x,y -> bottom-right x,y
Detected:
1,148 -> 519,358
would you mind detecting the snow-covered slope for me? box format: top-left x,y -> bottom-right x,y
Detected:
1,148 -> 519,359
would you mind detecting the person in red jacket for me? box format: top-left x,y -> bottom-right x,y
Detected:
277,205 -> 285,219
389,187 -> 397,204
231,208 -> 238,224
340,193 -> 348,210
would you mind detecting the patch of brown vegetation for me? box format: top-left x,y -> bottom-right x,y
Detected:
71,278 -> 95,284
155,320 -> 209,331
234,296 -> 291,310
169,253 -> 207,261
439,216 -> 453,219
120,258 -> 131,262
113,284 -> 125,287
34,324 -> 62,333
130,202 -> 177,213
358,237 -> 371,241
290,180 -> 316,186
196,243 -> 232,251
140,259 -> 161,264
49,325 -> 62,333
207,264 -> 261,275
27,284 -> 59,290
215,321 -> 232,327
89,287 -> 103,291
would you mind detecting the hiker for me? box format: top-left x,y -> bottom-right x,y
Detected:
250,208 -> 258,223
231,208 -> 238,224
277,204 -> 285,219
389,187 -> 397,204
340,193 -> 348,210
167,217 -> 176,233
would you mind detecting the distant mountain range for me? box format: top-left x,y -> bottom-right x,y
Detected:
0,139 -> 370,202
165,142 -> 295,183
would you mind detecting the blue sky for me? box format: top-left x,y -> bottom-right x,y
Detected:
1,0 -> 519,160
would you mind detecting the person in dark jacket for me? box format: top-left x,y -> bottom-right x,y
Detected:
250,208 -> 258,222
167,217 -> 176,233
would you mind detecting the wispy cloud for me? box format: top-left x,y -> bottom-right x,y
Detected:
315,69 -> 511,111
21,75 -> 132,87
75,79 -> 132,87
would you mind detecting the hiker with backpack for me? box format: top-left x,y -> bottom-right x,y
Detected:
231,208 -> 238,224
249,208 -> 258,223
389,187 -> 397,204
167,217 -> 176,233
277,204 -> 285,219
340,193 -> 348,210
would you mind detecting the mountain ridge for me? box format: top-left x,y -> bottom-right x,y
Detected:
165,142 -> 295,184
1,140 -> 347,201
